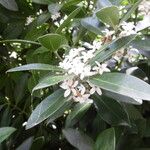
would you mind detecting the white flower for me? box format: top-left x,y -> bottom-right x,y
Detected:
81,50 -> 95,63
126,48 -> 139,63
60,80 -> 78,97
102,29 -> 115,37
89,83 -> 102,95
73,94 -> 93,103
25,16 -> 34,25
119,22 -> 137,37
93,61 -> 110,75
138,0 -> 150,16
51,12 -> 61,21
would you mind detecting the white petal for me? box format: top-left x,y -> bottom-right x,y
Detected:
90,87 -> 96,95
96,87 -> 102,95
73,81 -> 78,87
64,89 -> 71,97
71,89 -> 77,96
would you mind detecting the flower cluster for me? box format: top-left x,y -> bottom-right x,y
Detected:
59,44 -> 110,103
119,22 -> 137,37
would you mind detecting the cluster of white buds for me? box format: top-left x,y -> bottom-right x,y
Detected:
51,12 -> 61,21
59,44 -> 110,103
126,47 -> 140,63
119,22 -> 137,37
112,47 -> 140,63
138,0 -> 150,16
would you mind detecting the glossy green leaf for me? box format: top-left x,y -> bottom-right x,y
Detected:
89,73 -> 150,101
63,128 -> 94,150
32,0 -> 52,4
103,90 -> 142,105
7,63 -> 63,72
48,3 -> 61,14
65,101 -> 92,127
94,128 -> 115,150
120,0 -> 141,23
0,127 -> 16,143
32,74 -> 72,92
96,0 -> 112,9
96,6 -> 119,29
38,34 -> 68,51
81,17 -> 103,35
89,35 -> 136,66
56,7 -> 81,33
93,94 -> 130,126
130,38 -> 150,57
26,89 -> 72,129
0,0 -> 18,11
33,47 -> 49,55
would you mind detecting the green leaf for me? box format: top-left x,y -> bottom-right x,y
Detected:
104,90 -> 142,105
120,0 -> 141,23
32,74 -> 72,92
94,128 -> 115,150
63,128 -> 94,150
25,24 -> 49,41
0,127 -> 16,143
16,137 -> 33,150
38,34 -> 68,51
26,89 -> 72,129
7,63 -> 63,72
130,38 -> 150,57
48,3 -> 61,14
89,35 -> 136,66
33,47 -> 49,55
96,6 -> 119,29
96,0 -> 112,9
65,101 -> 92,127
32,0 -> 52,4
93,94 -> 130,126
30,137 -> 45,150
81,17 -> 103,35
89,73 -> 150,101
56,7 -> 81,33
0,39 -> 40,45
0,0 -> 18,11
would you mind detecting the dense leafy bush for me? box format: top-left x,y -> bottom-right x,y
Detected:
0,0 -> 150,149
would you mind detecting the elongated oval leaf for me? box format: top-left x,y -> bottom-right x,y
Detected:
0,0 -> 18,11
130,38 -> 150,57
65,101 -> 92,127
38,34 -> 68,51
96,6 -> 119,29
103,90 -> 142,105
32,74 -> 72,92
56,7 -> 81,33
93,94 -> 130,126
7,63 -> 63,73
26,89 -> 72,129
32,0 -> 52,4
90,35 -> 136,66
89,73 -> 150,101
0,127 -> 16,143
81,17 -> 103,35
0,39 -> 40,45
63,128 -> 94,150
94,128 -> 115,150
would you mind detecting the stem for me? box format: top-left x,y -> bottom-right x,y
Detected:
54,51 -> 63,61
